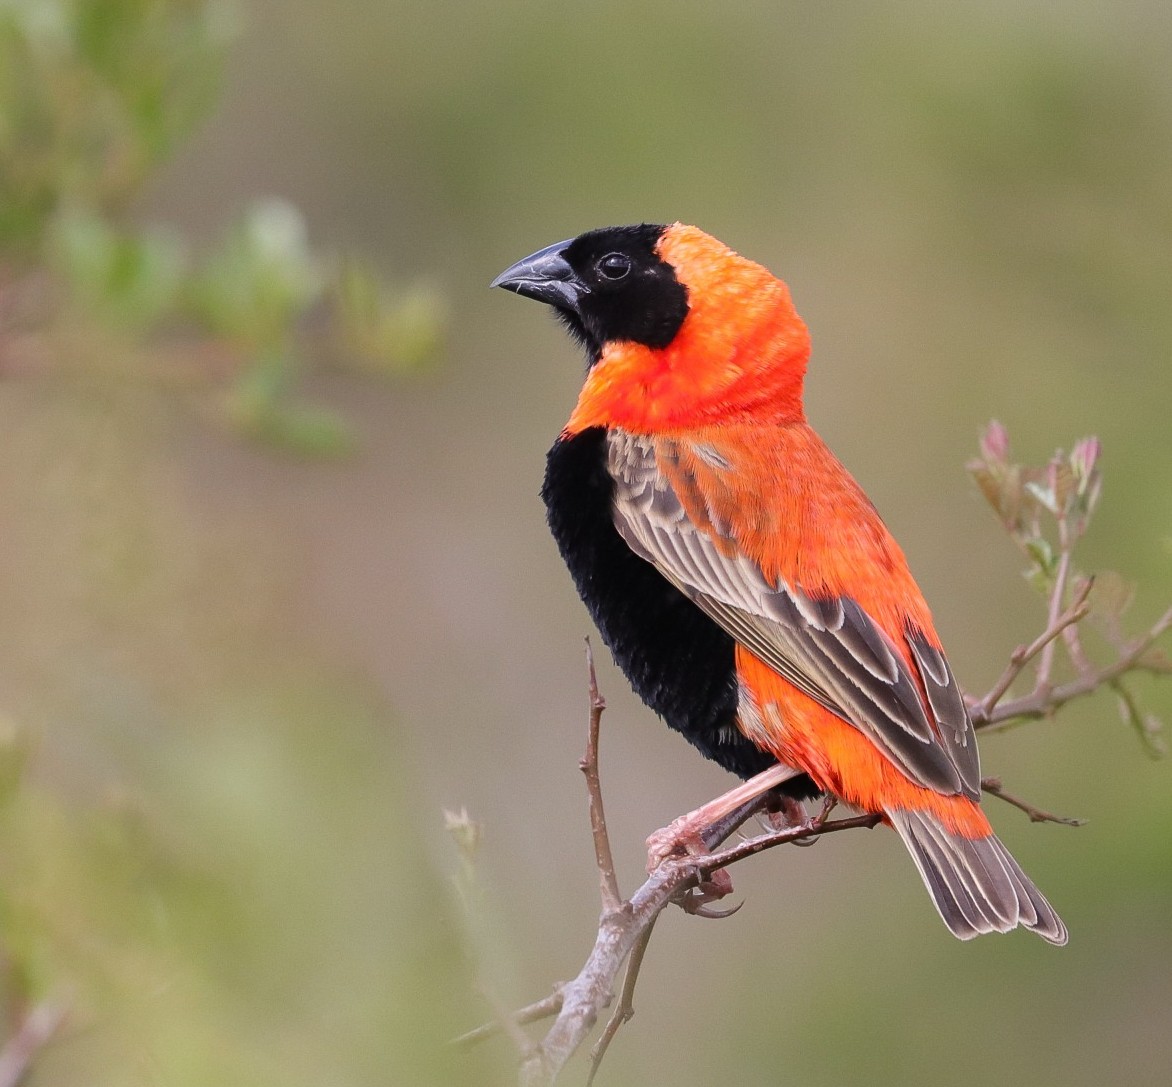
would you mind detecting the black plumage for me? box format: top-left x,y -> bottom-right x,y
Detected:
542,426 -> 817,793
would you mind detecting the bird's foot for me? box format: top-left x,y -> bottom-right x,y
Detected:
645,764 -> 805,919
646,816 -> 706,873
646,821 -> 740,919
759,793 -> 809,832
757,793 -> 835,846
645,762 -> 804,872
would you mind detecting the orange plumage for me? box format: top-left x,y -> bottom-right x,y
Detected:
496,221 -> 1066,942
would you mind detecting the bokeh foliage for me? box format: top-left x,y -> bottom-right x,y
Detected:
0,2 -> 484,1084
1,0 -> 444,455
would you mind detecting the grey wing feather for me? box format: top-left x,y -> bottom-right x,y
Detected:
607,430 -> 980,801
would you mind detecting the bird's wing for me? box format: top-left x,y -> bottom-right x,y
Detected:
607,429 -> 980,800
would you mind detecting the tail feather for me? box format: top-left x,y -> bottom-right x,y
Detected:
888,808 -> 1067,945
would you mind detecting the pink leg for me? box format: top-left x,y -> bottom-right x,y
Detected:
646,762 -> 804,873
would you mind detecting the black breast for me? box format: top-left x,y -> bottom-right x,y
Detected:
542,426 -> 816,793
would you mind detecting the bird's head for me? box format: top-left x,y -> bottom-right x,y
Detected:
493,223 -> 811,433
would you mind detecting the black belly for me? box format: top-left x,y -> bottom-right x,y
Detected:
542,427 -> 816,793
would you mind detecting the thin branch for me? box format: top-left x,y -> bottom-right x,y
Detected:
581,639 -> 621,916
1037,539 -> 1075,685
519,848 -> 697,1086
508,590 -> 1172,1084
981,777 -> 1086,827
694,811 -> 882,873
973,578 -> 1092,720
1109,678 -> 1167,758
586,917 -> 657,1086
1060,579 -> 1095,674
519,785 -> 813,1084
452,988 -> 565,1048
459,797 -> 778,1064
975,602 -> 1172,731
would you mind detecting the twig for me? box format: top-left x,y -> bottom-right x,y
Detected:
981,777 -> 1086,827
581,640 -> 621,916
1061,578 -> 1095,674
975,602 -> 1172,732
0,998 -> 68,1087
1037,541 -> 1075,685
505,583 -> 1171,1083
484,988 -> 539,1063
518,848 -> 695,1085
452,988 -> 565,1048
586,918 -> 657,1086
695,811 -> 882,872
974,578 -> 1092,720
518,786 -> 807,1084
1109,677 -> 1167,757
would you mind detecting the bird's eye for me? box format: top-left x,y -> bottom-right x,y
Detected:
597,252 -> 631,281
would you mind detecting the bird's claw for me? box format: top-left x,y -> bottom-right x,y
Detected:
790,795 -> 838,845
672,866 -> 740,918
648,822 -> 741,917
680,892 -> 744,920
755,793 -> 828,846
757,794 -> 808,833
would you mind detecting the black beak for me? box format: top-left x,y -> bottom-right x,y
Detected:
491,238 -> 586,312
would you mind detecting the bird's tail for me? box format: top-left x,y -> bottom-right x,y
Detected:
887,808 -> 1067,945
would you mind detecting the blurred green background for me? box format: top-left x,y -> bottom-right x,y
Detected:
1,1 -> 1170,1084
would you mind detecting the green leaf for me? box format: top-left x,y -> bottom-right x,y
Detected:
1024,535 -> 1056,578
241,402 -> 355,457
189,199 -> 321,346
225,350 -> 353,455
333,262 -> 446,375
49,208 -> 187,329
227,348 -> 299,422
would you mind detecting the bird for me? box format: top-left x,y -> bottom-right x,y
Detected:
492,222 -> 1067,944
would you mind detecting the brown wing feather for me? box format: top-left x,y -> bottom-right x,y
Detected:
607,430 -> 981,800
